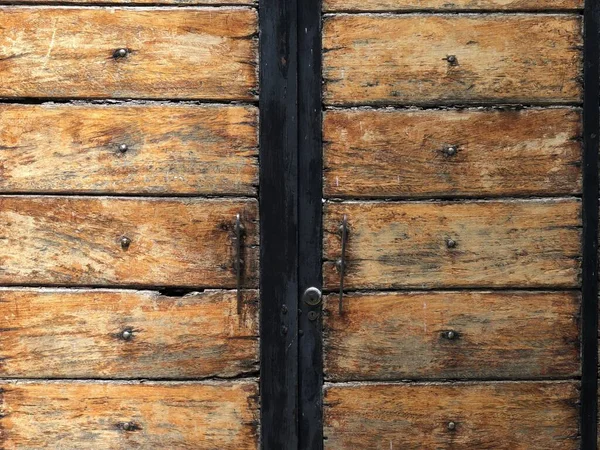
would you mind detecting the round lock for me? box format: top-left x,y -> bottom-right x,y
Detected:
302,287 -> 322,306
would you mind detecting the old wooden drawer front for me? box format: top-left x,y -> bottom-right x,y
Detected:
0,8 -> 258,100
0,104 -> 258,195
323,15 -> 582,105
324,382 -> 579,449
0,382 -> 259,449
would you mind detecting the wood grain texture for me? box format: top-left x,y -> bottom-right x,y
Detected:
324,382 -> 579,449
0,8 -> 257,100
324,291 -> 580,381
323,199 -> 581,289
0,381 -> 258,449
323,15 -> 582,105
0,288 -> 258,378
0,104 -> 258,195
5,0 -> 255,4
324,0 -> 583,11
324,108 -> 582,198
0,196 -> 258,287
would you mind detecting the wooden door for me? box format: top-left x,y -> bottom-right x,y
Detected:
319,3 -> 586,449
0,6 -> 259,449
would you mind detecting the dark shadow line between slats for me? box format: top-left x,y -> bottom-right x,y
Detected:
323,376 -> 582,384
0,97 -> 258,105
323,8 -> 583,14
320,286 -> 582,294
323,194 -> 583,201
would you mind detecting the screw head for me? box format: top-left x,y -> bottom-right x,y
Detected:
120,236 -> 131,250
447,421 -> 456,431
308,311 -> 319,321
446,55 -> 458,65
444,146 -> 457,156
446,238 -> 456,249
114,48 -> 128,58
122,329 -> 133,340
118,143 -> 128,153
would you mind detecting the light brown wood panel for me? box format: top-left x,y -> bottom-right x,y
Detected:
0,288 -> 258,378
0,104 -> 258,195
324,0 -> 583,11
0,381 -> 258,449
324,291 -> 580,381
0,196 -> 258,287
324,108 -> 582,198
323,15 -> 582,105
0,8 -> 257,100
324,382 -> 579,449
323,199 -> 581,289
4,0 -> 254,4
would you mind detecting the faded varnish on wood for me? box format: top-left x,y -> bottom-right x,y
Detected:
324,108 -> 582,198
0,8 -> 257,100
0,289 -> 258,378
0,196 -> 258,287
0,381 -> 258,449
323,199 -> 581,289
324,382 -> 579,449
0,104 -> 258,195
323,15 -> 582,105
324,291 -> 580,380
324,0 -> 582,11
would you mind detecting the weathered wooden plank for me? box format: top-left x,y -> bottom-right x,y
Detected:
324,382 -> 579,449
324,108 -> 582,198
0,8 -> 257,100
324,291 -> 580,381
324,0 -> 583,11
0,288 -> 258,378
323,15 -> 582,105
323,199 -> 581,289
4,0 -> 255,4
0,104 -> 257,195
0,196 -> 258,287
0,381 -> 258,449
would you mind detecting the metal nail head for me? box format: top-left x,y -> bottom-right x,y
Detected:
446,238 -> 456,249
446,55 -> 458,65
120,236 -> 131,250
444,330 -> 457,340
118,144 -> 128,153
114,48 -> 128,58
444,146 -> 457,156
122,329 -> 133,340
447,421 -> 456,431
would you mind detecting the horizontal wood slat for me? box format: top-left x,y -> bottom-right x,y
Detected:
0,288 -> 258,378
5,0 -> 256,4
324,291 -> 580,381
324,108 -> 582,198
0,104 -> 258,195
323,199 -> 581,289
323,0 -> 583,11
323,15 -> 582,105
0,196 -> 258,287
324,382 -> 579,449
0,381 -> 258,449
0,8 -> 257,100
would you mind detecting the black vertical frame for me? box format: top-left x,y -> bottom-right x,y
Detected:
297,0 -> 323,448
582,0 -> 600,448
259,0 -> 299,447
